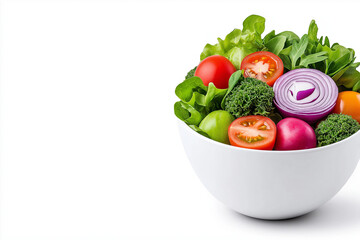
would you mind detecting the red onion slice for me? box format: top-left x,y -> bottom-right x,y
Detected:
273,69 -> 338,124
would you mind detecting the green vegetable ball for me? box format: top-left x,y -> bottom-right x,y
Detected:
223,78 -> 275,118
315,114 -> 360,147
185,66 -> 197,79
199,110 -> 235,144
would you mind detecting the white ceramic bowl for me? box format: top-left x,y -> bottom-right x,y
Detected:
178,120 -> 360,220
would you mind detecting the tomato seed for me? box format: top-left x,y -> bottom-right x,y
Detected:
258,125 -> 268,130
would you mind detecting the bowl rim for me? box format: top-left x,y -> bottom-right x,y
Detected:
177,118 -> 360,154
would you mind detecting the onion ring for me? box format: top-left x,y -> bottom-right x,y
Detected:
273,69 -> 338,124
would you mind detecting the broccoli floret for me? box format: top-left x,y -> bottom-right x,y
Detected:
315,114 -> 360,147
185,66 -> 197,79
223,78 -> 275,118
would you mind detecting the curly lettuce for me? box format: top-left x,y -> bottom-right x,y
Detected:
200,15 -> 265,69
174,77 -> 227,126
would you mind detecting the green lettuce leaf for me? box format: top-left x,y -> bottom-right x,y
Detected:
174,101 -> 203,125
174,77 -> 227,126
200,15 -> 265,69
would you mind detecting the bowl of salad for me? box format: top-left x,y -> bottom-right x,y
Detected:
174,15 -> 360,220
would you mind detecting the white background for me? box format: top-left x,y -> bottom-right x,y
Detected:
1,0 -> 360,239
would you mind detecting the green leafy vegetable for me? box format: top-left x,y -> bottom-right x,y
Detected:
221,70 -> 243,108
277,31 -> 300,48
188,125 -> 210,138
174,101 -> 203,125
307,20 -> 318,44
263,30 -> 275,45
200,15 -> 265,69
222,71 -> 275,118
315,114 -> 360,147
264,35 -> 286,55
334,65 -> 360,92
299,51 -> 328,68
264,30 -> 300,48
289,34 -> 309,69
268,111 -> 283,125
185,66 -> 197,79
263,19 -> 360,89
306,20 -> 360,89
174,77 -> 227,126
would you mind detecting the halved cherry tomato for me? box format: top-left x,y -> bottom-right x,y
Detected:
240,51 -> 284,87
228,116 -> 276,150
333,91 -> 360,123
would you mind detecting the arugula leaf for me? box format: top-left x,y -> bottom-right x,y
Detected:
308,20 -> 318,44
280,54 -> 292,70
289,34 -> 309,69
280,46 -> 292,55
264,35 -> 286,55
278,45 -> 293,70
299,51 -> 328,68
263,18 -> 359,85
276,31 -> 300,47
332,65 -> 351,81
307,20 -> 357,77
335,66 -> 360,90
328,45 -> 354,75
263,30 -> 275,44
263,30 -> 299,56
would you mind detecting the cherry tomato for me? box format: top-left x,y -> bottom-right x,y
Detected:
228,116 -> 276,150
195,55 -> 236,89
333,91 -> 360,123
240,51 -> 284,87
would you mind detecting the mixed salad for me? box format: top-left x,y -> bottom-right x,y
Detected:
174,15 -> 360,151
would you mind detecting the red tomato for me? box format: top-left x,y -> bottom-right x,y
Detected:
195,55 -> 236,89
333,91 -> 360,123
240,51 -> 284,87
228,116 -> 276,150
